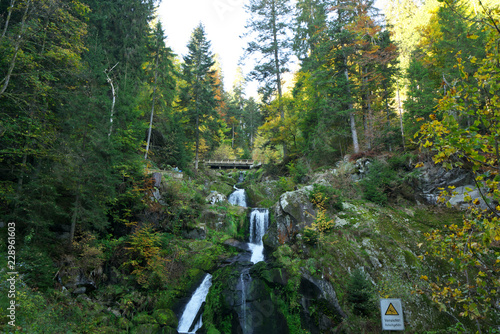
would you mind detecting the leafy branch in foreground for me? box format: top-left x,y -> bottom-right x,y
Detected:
416,19 -> 500,330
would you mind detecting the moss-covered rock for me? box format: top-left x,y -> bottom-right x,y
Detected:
203,261 -> 290,334
264,185 -> 317,249
133,312 -> 156,325
245,180 -> 282,208
131,323 -> 161,334
153,309 -> 178,327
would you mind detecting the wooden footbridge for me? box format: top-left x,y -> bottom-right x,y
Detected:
203,159 -> 261,169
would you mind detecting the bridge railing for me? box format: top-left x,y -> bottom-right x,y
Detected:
203,159 -> 254,164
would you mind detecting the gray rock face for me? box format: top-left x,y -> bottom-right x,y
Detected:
351,158 -> 372,182
206,191 -> 227,205
152,172 -> 162,188
200,209 -> 227,230
204,261 -> 290,334
447,185 -> 492,210
414,162 -> 495,209
416,161 -> 474,204
264,186 -> 317,249
299,271 -> 345,333
182,227 -> 206,240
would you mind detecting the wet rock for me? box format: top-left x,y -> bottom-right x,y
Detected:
204,262 -> 289,334
223,238 -> 250,252
250,261 -> 288,287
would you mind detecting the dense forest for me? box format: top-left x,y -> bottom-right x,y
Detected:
0,0 -> 499,333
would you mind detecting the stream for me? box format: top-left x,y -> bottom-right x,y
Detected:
177,175 -> 269,333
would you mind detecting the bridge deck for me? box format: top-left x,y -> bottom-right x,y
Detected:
203,159 -> 260,169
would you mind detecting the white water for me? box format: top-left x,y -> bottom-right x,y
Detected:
240,272 -> 247,333
248,208 -> 269,264
177,274 -> 213,333
228,187 -> 248,207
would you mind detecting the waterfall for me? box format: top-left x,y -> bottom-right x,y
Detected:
240,272 -> 247,333
240,269 -> 252,334
237,171 -> 246,183
228,187 -> 248,207
248,208 -> 269,264
178,274 -> 213,334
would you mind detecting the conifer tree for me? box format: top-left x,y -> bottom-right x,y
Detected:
180,24 -> 219,170
244,0 -> 293,159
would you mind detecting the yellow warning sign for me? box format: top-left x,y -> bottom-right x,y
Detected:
385,303 -> 399,316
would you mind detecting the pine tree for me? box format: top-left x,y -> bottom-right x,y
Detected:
180,24 -> 219,170
244,0 -> 293,159
144,21 -> 177,161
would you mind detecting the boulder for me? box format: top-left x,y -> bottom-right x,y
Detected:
351,158 -> 372,182
223,238 -> 250,252
152,172 -> 162,188
264,186 -> 317,249
182,227 -> 206,240
206,191 -> 227,205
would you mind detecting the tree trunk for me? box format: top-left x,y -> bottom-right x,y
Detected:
70,191 -> 81,244
397,81 -> 405,150
145,48 -> 159,160
105,63 -> 119,137
1,0 -> 16,41
195,114 -> 200,170
344,67 -> 360,154
232,122 -> 235,148
0,0 -> 30,98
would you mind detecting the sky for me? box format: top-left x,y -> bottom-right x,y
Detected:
157,0 -> 388,97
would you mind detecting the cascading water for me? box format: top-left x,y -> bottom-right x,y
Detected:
248,208 -> 269,264
228,187 -> 248,207
239,270 -> 251,334
227,181 -> 270,333
177,274 -> 213,334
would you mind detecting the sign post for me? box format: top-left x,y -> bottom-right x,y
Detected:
380,298 -> 404,331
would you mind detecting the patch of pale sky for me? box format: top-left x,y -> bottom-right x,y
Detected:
158,0 -> 388,98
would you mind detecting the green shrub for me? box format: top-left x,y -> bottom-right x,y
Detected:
287,161 -> 308,184
360,160 -> 395,205
18,244 -> 56,291
347,268 -> 375,317
308,183 -> 343,212
388,152 -> 416,171
277,176 -> 295,193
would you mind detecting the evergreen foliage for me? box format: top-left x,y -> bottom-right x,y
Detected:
179,24 -> 220,170
346,268 -> 375,316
